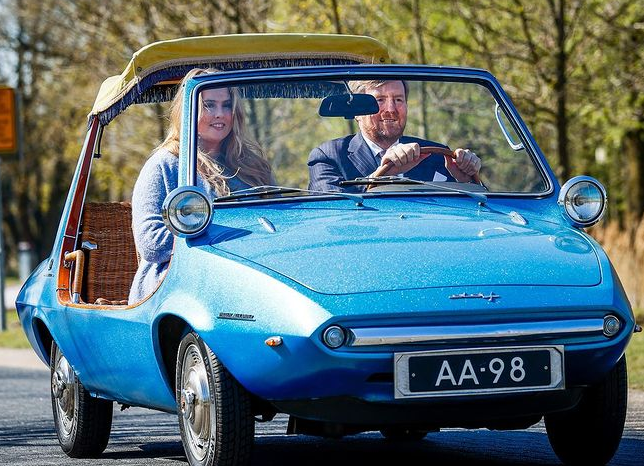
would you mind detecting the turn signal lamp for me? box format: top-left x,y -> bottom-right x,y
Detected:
265,336 -> 283,347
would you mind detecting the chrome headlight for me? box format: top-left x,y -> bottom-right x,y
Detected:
162,187 -> 212,237
558,176 -> 607,228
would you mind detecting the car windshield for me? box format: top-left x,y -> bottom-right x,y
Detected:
191,75 -> 549,202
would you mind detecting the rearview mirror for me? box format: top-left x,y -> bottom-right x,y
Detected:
318,93 -> 379,119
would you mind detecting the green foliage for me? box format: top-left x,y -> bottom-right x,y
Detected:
627,308 -> 644,389
405,81 -> 545,192
0,0 -> 643,265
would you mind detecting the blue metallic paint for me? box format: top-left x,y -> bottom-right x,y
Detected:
17,213 -> 633,411
203,199 -> 602,293
15,65 -> 635,422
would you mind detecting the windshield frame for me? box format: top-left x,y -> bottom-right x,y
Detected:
184,65 -> 555,203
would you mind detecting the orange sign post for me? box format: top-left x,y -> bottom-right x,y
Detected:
0,86 -> 13,329
0,87 -> 17,155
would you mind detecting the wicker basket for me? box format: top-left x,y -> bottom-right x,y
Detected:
80,202 -> 138,304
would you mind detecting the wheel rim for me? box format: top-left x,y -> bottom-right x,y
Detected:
52,350 -> 76,439
179,342 -> 213,462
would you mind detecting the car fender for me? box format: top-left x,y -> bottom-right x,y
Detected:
150,240 -> 332,395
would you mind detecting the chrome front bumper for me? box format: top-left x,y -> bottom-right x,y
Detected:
347,318 -> 607,347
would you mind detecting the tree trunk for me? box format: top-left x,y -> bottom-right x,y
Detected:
330,0 -> 343,34
412,0 -> 429,139
623,124 -> 644,227
554,0 -> 570,180
327,0 -> 353,135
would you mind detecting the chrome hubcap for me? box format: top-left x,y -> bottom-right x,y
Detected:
180,343 -> 213,462
52,370 -> 65,399
180,388 -> 196,422
52,351 -> 76,437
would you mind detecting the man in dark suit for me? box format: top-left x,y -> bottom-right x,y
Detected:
308,80 -> 481,192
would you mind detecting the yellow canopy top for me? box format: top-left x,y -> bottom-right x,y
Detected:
90,34 -> 390,123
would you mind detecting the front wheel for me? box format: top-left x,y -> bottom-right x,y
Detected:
176,332 -> 255,466
50,341 -> 113,457
545,356 -> 627,466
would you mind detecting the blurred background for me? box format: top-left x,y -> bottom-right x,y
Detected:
0,0 -> 642,309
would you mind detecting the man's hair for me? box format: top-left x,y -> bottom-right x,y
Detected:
348,80 -> 409,99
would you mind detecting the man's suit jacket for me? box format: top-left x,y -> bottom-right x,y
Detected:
308,132 -> 455,192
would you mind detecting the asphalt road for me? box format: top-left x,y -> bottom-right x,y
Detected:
0,367 -> 643,466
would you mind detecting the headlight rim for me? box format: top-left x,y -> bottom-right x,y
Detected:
162,186 -> 212,237
557,176 -> 607,228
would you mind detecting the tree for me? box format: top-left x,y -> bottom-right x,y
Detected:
0,0 -> 274,268
0,0 -> 97,261
591,0 -> 644,224
0,0 -> 643,272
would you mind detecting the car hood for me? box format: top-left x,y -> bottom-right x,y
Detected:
199,201 -> 601,295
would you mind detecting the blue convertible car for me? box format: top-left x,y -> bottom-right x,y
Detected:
16,34 -> 638,466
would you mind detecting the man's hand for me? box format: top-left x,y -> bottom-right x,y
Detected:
445,148 -> 481,182
375,142 -> 428,176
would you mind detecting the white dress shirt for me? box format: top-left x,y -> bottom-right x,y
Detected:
362,135 -> 404,176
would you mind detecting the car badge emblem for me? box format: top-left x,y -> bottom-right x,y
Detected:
218,312 -> 256,321
449,292 -> 501,302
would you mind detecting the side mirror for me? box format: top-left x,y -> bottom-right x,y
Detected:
318,93 -> 379,119
162,186 -> 212,237
558,176 -> 607,228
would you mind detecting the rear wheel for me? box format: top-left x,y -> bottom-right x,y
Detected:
176,332 -> 255,466
545,356 -> 627,466
50,341 -> 113,457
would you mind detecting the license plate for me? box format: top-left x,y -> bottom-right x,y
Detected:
394,346 -> 564,399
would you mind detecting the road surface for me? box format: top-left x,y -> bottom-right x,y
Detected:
0,366 -> 642,465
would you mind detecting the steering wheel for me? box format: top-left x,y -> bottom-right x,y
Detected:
372,146 -> 482,185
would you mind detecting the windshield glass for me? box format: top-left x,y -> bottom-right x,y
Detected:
192,76 -> 548,201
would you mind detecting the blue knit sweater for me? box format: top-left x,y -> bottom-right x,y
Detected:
128,148 -> 250,304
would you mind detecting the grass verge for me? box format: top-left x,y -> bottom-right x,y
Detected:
627,336 -> 644,389
0,308 -> 30,349
627,309 -> 644,389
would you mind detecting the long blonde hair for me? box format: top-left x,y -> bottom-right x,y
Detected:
158,68 -> 273,195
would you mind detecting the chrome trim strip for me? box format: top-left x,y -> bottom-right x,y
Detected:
394,345 -> 565,399
349,319 -> 604,346
495,103 -> 524,150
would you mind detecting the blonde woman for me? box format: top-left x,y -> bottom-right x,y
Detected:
129,68 -> 273,304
